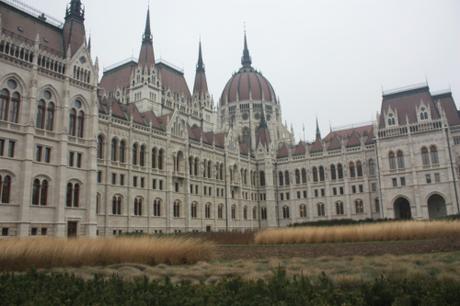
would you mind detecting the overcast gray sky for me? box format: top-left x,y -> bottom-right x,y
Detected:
28,0 -> 460,141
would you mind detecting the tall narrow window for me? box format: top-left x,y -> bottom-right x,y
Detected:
132,143 -> 138,165
368,159 -> 376,176
430,145 -> 439,165
36,100 -> 46,129
337,164 -> 343,179
69,109 -> 76,136
285,171 -> 290,185
389,151 -> 396,170
119,140 -> 126,163
319,166 -> 325,181
40,180 -> 48,206
312,167 -> 318,182
301,168 -> 307,183
396,150 -> 405,169
356,161 -> 363,177
421,147 -> 430,166
152,148 -> 157,169
45,102 -> 54,131
77,111 -> 84,138
0,175 -> 11,204
330,164 -> 337,180
97,135 -> 104,159
0,89 -> 9,121
111,138 -> 118,161
158,149 -> 164,170
32,179 -> 40,206
66,183 -> 73,207
140,145 -> 146,167
349,162 -> 356,178
279,171 -> 284,186
10,92 -> 20,123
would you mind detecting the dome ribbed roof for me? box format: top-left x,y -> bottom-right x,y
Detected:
220,67 -> 277,105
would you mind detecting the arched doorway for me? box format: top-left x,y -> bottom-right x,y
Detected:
394,197 -> 412,220
427,194 -> 447,219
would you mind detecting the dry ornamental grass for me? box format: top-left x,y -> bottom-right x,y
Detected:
0,237 -> 215,271
255,221 -> 460,244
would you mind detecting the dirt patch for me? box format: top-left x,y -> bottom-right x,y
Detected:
216,237 -> 460,260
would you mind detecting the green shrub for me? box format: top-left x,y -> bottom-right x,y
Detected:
0,269 -> 459,305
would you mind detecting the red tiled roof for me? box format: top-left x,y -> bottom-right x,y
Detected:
239,142 -> 250,155
188,125 -> 202,141
157,62 -> 192,100
100,61 -> 137,94
193,70 -> 208,98
0,2 -> 65,56
433,92 -> 460,126
309,139 -> 323,153
277,143 -> 289,158
292,142 -> 306,156
379,86 -> 440,128
346,131 -> 361,147
138,41 -> 155,68
326,135 -> 341,150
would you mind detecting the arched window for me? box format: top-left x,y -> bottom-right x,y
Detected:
219,164 -> 224,180
430,145 -> 439,165
299,204 -> 307,218
389,151 -> 396,170
111,138 -> 118,161
312,167 -> 318,182
153,198 -> 162,217
396,150 -> 405,169
132,143 -> 139,165
218,204 -> 224,219
317,203 -> 325,217
260,171 -> 266,186
191,202 -> 198,219
134,197 -> 143,216
205,203 -> 212,219
194,157 -> 199,176
40,180 -> 48,206
387,113 -> 396,126
253,206 -> 257,219
176,151 -> 184,173
420,107 -> 428,120
349,162 -> 356,178
188,156 -> 193,175
1,80 -> 22,123
173,200 -> 181,218
295,169 -> 301,185
69,109 -> 76,136
301,168 -> 307,184
368,159 -> 376,176
330,164 -> 337,180
152,148 -> 158,169
139,145 -> 146,167
10,92 -> 20,123
319,166 -> 325,181
0,175 -> 11,204
282,206 -> 290,219
32,179 -> 40,206
66,182 -> 80,208
36,100 -> 46,129
46,102 -> 54,131
0,89 -> 10,121
285,171 -> 290,185
336,201 -> 344,215
356,161 -> 363,177
31,178 -> 47,206
337,163 -> 343,179
112,195 -> 122,215
355,199 -> 364,214
243,206 -> 248,220
231,205 -> 237,220
96,193 -> 101,215
119,140 -> 126,163
208,161 -> 212,178
374,198 -> 380,213
77,110 -> 84,138
97,135 -> 104,159
421,147 -> 430,166
278,171 -> 284,186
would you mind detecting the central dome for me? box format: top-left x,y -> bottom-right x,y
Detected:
220,33 -> 277,106
220,67 -> 277,105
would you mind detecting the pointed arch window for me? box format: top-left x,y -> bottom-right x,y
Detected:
1,79 -> 22,123
301,168 -> 307,184
66,182 -> 80,208
46,102 -> 55,131
0,89 -> 10,121
112,195 -> 122,215
97,135 -> 104,159
191,202 -> 198,219
319,166 -> 325,181
31,178 -> 48,206
312,167 -> 318,183
132,143 -> 139,165
349,161 -> 356,178
119,140 -> 126,163
152,148 -> 158,169
134,197 -> 143,216
279,171 -> 284,186
111,138 -> 118,161
389,151 -> 396,170
153,198 -> 162,217
396,150 -> 405,169
420,107 -> 429,120
140,144 -> 146,167
421,147 -> 430,166
158,149 -> 164,170
317,203 -> 326,217
336,201 -> 344,215
299,204 -> 307,218
205,203 -> 212,219
356,161 -> 363,177
69,99 -> 84,138
282,206 -> 290,219
430,145 -> 439,165
0,175 -> 12,204
337,163 -> 343,179
173,200 -> 181,218
387,113 -> 396,126
284,170 -> 290,185
330,164 -> 337,180
36,100 -> 46,129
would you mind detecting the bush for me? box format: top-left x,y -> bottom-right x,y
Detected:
0,270 -> 459,305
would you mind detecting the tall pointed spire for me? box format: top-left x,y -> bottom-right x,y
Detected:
143,7 -> 153,43
193,40 -> 208,98
315,117 -> 322,141
66,0 -> 85,21
241,30 -> 252,68
138,7 -> 155,67
196,40 -> 205,72
63,0 -> 86,56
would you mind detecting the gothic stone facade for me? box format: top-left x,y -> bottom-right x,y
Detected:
0,0 -> 459,238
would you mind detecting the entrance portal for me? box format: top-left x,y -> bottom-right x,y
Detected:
427,194 -> 447,219
394,197 -> 412,220
67,221 -> 78,238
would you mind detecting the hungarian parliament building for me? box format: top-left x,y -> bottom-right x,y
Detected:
0,0 -> 459,238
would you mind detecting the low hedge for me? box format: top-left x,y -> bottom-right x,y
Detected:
0,270 -> 459,305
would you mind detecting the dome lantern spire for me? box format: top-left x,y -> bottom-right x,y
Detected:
241,30 -> 252,68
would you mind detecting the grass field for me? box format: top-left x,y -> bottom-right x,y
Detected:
48,251 -> 460,284
255,221 -> 460,244
0,237 -> 215,271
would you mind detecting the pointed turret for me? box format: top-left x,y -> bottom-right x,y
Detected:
315,117 -> 321,141
193,41 -> 209,98
138,8 -> 155,68
241,31 -> 252,68
63,0 -> 86,57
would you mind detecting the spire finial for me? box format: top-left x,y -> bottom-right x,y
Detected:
196,40 -> 204,72
66,0 -> 84,20
316,117 -> 321,141
143,6 -> 152,42
241,26 -> 252,67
